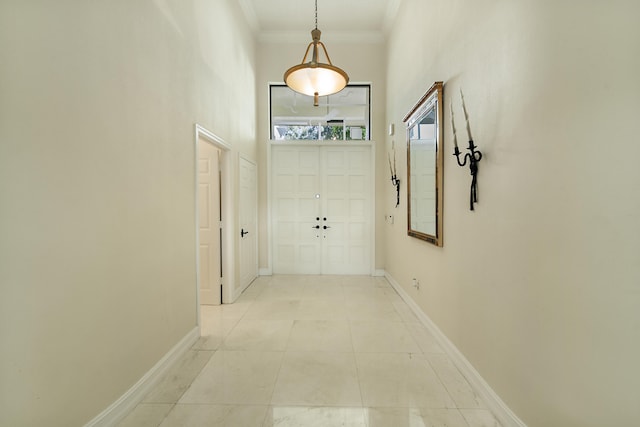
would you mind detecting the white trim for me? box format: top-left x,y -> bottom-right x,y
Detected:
84,327 -> 199,427
369,142 -> 377,276
373,269 -> 386,277
269,140 -> 375,148
384,271 -> 527,427
195,124 -> 231,151
265,82 -> 274,275
228,285 -> 244,303
194,124 -> 235,308
265,143 -> 273,274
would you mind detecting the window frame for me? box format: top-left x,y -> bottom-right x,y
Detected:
269,84 -> 371,141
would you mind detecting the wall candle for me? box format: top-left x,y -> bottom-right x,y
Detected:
450,102 -> 458,148
460,90 -> 473,141
392,140 -> 396,175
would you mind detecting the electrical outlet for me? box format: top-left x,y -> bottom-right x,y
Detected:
412,278 -> 420,290
388,215 -> 394,224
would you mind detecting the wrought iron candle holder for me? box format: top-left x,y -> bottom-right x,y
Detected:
390,174 -> 400,207
452,90 -> 483,211
453,141 -> 482,210
388,141 -> 400,207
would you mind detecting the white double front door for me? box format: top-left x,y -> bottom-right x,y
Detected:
271,144 -> 373,275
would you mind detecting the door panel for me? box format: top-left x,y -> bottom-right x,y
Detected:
198,141 -> 221,305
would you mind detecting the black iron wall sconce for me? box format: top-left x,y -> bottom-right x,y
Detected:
451,90 -> 483,211
388,141 -> 400,207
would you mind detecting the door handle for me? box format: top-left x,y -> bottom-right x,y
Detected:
312,225 -> 320,229
241,228 -> 249,237
323,225 -> 331,229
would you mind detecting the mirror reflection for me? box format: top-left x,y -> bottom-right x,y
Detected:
404,82 -> 443,246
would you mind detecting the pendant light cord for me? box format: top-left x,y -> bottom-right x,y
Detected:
315,0 -> 318,30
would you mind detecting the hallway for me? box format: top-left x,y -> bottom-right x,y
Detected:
119,275 -> 500,426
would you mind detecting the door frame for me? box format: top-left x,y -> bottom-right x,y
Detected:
194,124 -> 234,319
267,140 -> 376,275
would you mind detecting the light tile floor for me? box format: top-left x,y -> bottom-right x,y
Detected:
119,275 -> 501,427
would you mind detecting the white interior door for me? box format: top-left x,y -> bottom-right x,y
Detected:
271,144 -> 372,275
198,141 -> 222,305
239,156 -> 258,292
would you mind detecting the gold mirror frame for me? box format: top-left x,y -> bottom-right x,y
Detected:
404,81 -> 444,246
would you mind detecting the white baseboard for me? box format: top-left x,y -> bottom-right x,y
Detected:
229,275 -> 259,302
259,268 -> 272,276
384,272 -> 526,427
372,269 -> 386,277
227,286 -> 242,304
84,327 -> 200,427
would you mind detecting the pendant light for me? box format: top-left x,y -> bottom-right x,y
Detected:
283,0 -> 349,106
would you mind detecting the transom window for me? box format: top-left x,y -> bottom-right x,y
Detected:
270,84 -> 370,141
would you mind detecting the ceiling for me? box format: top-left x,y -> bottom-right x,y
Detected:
238,0 -> 401,42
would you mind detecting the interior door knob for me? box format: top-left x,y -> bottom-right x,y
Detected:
323,225 -> 331,229
312,225 -> 320,229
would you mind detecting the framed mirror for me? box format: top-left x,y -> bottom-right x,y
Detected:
404,81 -> 443,246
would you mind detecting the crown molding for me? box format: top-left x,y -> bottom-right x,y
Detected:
238,0 -> 401,45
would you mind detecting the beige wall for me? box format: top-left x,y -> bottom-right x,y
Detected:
384,1 -> 640,426
3,1 -> 639,425
256,37 -> 387,272
0,1 -> 256,425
